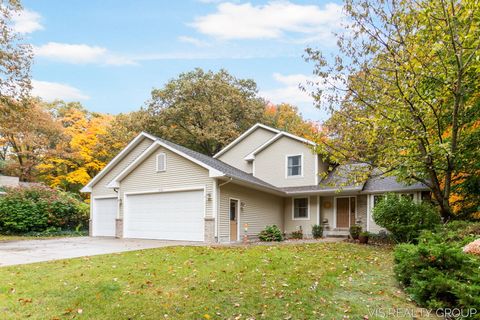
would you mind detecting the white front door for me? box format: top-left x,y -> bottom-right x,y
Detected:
92,197 -> 117,236
124,190 -> 204,241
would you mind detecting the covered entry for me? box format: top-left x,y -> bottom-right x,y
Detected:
335,197 -> 356,228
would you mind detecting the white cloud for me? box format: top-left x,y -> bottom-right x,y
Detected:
178,36 -> 210,47
191,1 -> 344,41
33,42 -> 136,65
260,73 -> 316,105
12,9 -> 43,34
31,80 -> 89,101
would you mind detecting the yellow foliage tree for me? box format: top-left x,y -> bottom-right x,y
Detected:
38,102 -> 114,192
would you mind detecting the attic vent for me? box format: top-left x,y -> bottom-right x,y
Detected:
156,153 -> 166,172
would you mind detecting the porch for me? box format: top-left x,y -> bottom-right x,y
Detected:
283,194 -> 369,238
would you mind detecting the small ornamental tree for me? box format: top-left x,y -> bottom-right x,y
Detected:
372,194 -> 440,243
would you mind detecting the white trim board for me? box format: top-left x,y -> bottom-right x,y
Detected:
81,132 -> 156,192
292,196 -> 310,221
244,132 -> 315,161
213,123 -> 280,159
107,140 -> 224,188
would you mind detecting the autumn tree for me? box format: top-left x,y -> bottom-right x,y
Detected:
0,0 -> 32,101
38,101 -> 114,192
264,103 -> 319,140
306,0 -> 480,220
143,68 -> 266,156
0,98 -> 63,180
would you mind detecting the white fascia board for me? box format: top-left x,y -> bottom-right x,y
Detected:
209,169 -> 225,178
244,132 -> 316,160
213,123 -> 280,158
107,142 -> 160,188
80,132 -> 155,193
109,139 -> 227,186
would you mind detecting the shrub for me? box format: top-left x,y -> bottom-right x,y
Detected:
394,223 -> 480,310
349,225 -> 362,239
373,193 -> 441,243
290,229 -> 303,239
258,225 -> 283,242
0,185 -> 89,234
368,230 -> 395,245
311,224 -> 323,239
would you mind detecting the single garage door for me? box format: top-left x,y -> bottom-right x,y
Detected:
92,197 -> 117,236
124,190 -> 204,241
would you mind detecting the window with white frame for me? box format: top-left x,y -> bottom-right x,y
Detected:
287,155 -> 302,177
293,197 -> 309,219
156,153 -> 166,172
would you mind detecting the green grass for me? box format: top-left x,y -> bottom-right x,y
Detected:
0,242 -> 429,319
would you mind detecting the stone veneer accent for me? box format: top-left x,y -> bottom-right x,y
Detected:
204,217 -> 215,243
356,195 -> 368,231
115,219 -> 123,238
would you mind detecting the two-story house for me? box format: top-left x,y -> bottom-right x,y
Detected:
81,123 -> 429,242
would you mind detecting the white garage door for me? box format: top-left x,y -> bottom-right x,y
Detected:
124,190 -> 204,241
92,197 -> 117,236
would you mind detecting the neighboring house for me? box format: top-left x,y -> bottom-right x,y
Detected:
81,123 -> 429,242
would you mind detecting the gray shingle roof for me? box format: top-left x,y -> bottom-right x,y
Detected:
156,137 -> 281,192
153,134 -> 429,195
362,175 -> 428,192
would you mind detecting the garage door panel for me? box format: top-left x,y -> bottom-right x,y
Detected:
92,198 -> 117,237
124,190 -> 204,241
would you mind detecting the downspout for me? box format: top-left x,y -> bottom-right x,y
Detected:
218,177 -> 233,187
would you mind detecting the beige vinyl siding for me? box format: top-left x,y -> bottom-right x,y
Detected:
119,146 -> 214,219
319,196 -> 334,230
284,196 -> 318,237
91,138 -> 154,197
218,182 -> 283,242
218,127 -> 276,173
253,136 -> 316,187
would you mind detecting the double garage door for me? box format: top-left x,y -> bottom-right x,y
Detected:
92,190 -> 205,241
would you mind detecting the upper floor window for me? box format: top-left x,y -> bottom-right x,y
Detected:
287,155 -> 302,177
156,153 -> 166,172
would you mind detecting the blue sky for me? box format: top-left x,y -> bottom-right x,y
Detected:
16,0 -> 344,121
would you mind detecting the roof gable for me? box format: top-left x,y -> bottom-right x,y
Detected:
244,132 -> 315,160
213,123 -> 279,159
80,132 -> 156,192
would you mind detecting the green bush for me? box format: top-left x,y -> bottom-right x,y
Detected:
349,225 -> 362,239
258,225 -> 283,242
394,223 -> 480,310
0,185 -> 89,234
311,224 -> 323,239
290,229 -> 303,239
373,193 -> 441,243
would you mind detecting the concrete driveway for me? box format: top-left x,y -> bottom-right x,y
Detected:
0,237 -> 199,267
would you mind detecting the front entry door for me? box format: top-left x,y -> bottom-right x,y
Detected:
336,197 -> 350,228
230,199 -> 238,241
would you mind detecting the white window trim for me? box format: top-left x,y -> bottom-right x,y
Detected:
285,154 -> 304,179
156,152 -> 166,172
292,196 -> 310,220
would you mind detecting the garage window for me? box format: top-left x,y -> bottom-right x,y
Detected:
156,153 -> 166,172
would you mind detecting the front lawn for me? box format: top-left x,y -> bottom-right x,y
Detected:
0,242 -> 429,319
